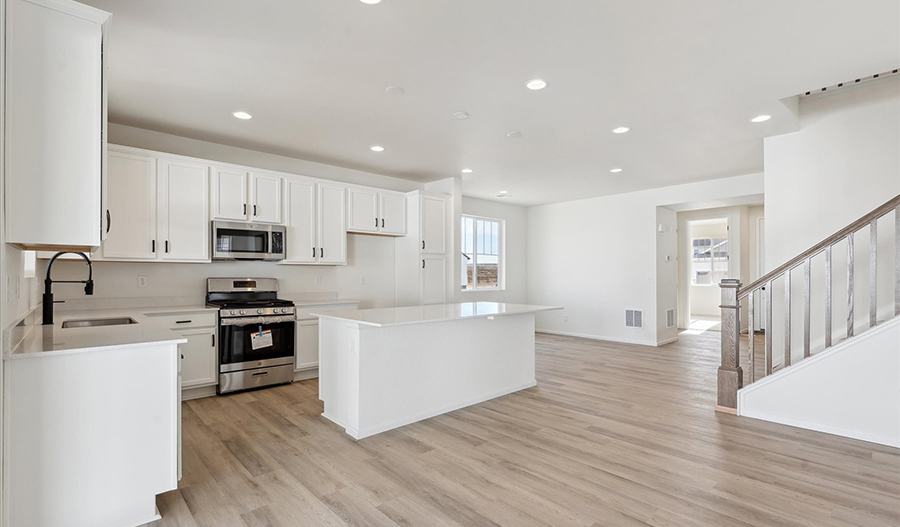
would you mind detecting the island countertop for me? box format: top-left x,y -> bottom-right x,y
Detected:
311,302 -> 561,328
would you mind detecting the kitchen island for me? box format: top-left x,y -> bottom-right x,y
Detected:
312,302 -> 560,439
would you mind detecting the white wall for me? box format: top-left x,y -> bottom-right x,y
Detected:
738,316 -> 899,447
764,76 -> 899,362
527,173 -> 764,346
461,197 -> 528,304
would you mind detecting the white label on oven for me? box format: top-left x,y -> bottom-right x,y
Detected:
251,329 -> 273,350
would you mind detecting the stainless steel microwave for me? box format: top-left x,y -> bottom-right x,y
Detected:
211,221 -> 285,261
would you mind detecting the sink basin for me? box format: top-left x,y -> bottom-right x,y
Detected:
62,317 -> 138,329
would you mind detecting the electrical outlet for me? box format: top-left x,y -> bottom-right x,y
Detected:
138,276 -> 148,288
315,275 -> 322,285
360,275 -> 367,285
564,314 -> 569,322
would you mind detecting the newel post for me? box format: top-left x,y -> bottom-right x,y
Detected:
717,279 -> 743,413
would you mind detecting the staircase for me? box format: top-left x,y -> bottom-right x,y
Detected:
716,195 -> 900,444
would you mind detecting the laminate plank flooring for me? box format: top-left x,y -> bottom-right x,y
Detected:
149,331 -> 899,527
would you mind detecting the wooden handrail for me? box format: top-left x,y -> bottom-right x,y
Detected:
739,194 -> 900,299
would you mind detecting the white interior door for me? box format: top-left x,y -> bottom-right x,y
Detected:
318,184 -> 347,264
159,159 -> 210,261
102,151 -> 157,260
421,195 -> 447,255
211,168 -> 248,220
250,173 -> 283,223
421,256 -> 448,305
380,193 -> 407,235
348,188 -> 379,233
284,179 -> 317,263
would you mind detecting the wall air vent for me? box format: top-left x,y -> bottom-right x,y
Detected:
799,68 -> 899,99
625,309 -> 643,329
666,309 -> 675,329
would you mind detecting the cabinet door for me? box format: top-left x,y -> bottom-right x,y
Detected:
211,167 -> 248,220
347,187 -> 379,233
284,179 -> 317,263
318,184 -> 347,264
159,159 -> 210,262
421,195 -> 447,255
380,192 -> 407,235
295,320 -> 319,371
250,173 -> 283,224
179,329 -> 218,388
421,256 -> 448,305
102,151 -> 157,260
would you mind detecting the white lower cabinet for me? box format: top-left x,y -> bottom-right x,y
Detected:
421,256 -> 448,305
178,329 -> 218,388
294,303 -> 358,379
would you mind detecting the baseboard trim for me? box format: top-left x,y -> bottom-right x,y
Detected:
182,385 -> 216,401
715,405 -> 737,415
657,336 -> 679,346
536,329 -> 657,347
739,410 -> 900,448
293,367 -> 318,382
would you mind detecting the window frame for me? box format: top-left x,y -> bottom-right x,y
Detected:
461,214 -> 505,292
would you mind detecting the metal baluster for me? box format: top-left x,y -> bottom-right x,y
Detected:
784,271 -> 792,368
803,258 -> 811,358
748,293 -> 755,383
765,280 -> 773,376
896,204 -> 900,317
870,220 -> 877,327
848,233 -> 855,339
825,245 -> 833,348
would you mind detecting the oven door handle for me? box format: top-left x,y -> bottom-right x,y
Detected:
220,315 -> 297,326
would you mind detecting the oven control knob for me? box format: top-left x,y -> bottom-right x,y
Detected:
239,309 -> 246,315
230,310 -> 237,315
257,309 -> 264,315
276,308 -> 283,313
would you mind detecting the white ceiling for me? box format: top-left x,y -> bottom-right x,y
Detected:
83,0 -> 899,206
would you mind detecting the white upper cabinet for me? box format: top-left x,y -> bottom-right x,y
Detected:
318,184 -> 347,264
347,187 -> 407,236
158,159 -> 210,262
282,178 -> 346,265
347,187 -> 379,233
5,0 -> 110,250
250,173 -> 283,224
211,168 -> 248,220
102,151 -> 157,260
284,178 -> 317,263
379,192 -> 408,236
421,194 -> 447,255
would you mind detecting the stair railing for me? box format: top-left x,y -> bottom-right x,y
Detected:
717,194 -> 900,413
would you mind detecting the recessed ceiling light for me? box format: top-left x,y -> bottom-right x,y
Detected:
612,126 -> 630,134
507,131 -> 522,138
750,114 -> 772,123
385,85 -> 405,95
498,190 -> 509,195
461,168 -> 473,174
610,168 -> 623,173
525,79 -> 548,90
454,111 -> 470,120
359,0 -> 382,4
232,111 -> 252,120
370,145 -> 385,152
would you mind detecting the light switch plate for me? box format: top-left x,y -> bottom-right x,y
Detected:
315,275 -> 322,285
138,276 -> 148,287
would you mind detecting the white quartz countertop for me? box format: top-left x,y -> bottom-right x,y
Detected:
5,308 -> 193,360
311,302 -> 561,328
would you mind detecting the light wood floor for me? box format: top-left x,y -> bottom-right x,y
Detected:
150,331 -> 899,527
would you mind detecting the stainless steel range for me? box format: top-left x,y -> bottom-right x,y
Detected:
206,278 -> 296,394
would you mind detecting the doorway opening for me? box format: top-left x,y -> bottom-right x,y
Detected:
686,217 -> 729,332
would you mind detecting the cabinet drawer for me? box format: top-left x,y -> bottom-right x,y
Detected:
147,311 -> 217,329
295,303 -> 358,321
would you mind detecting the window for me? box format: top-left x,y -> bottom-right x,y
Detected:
691,237 -> 729,285
461,215 -> 503,290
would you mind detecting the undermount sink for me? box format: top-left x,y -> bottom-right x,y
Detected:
61,317 -> 138,329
